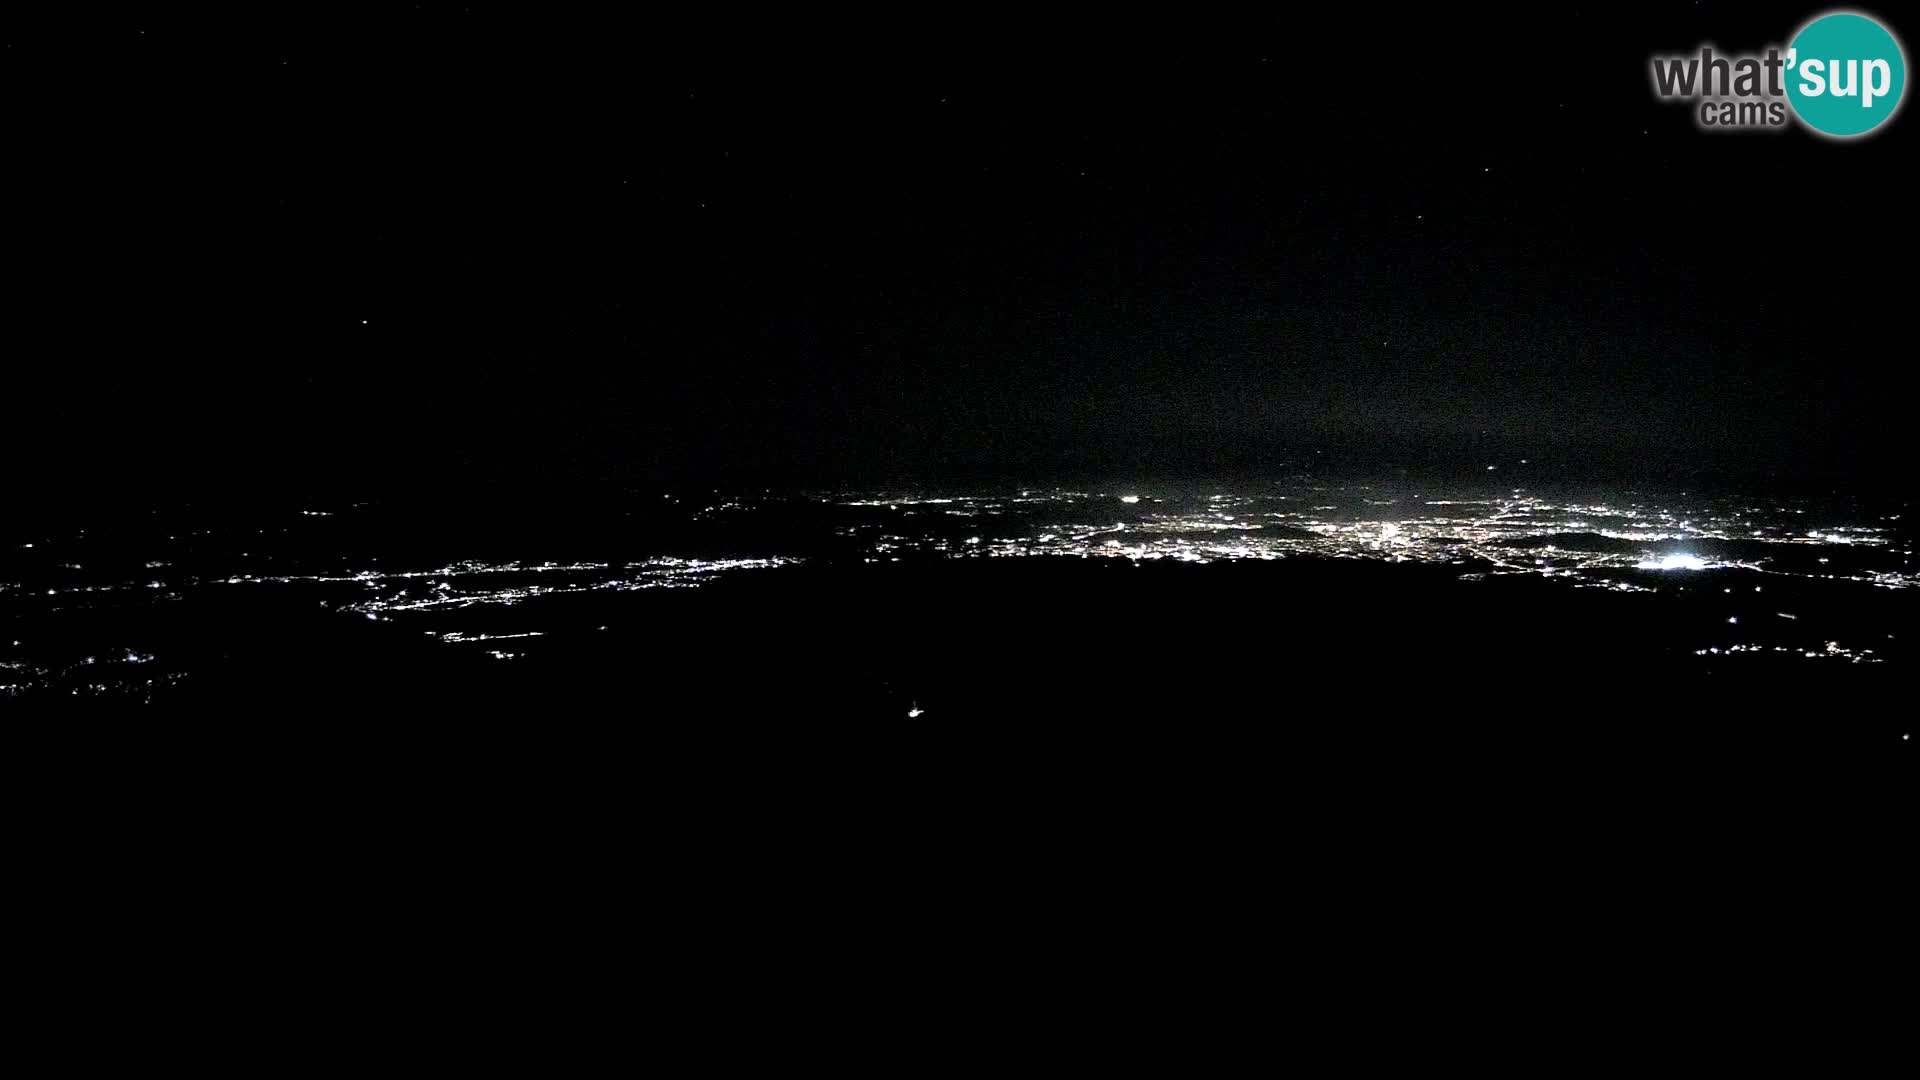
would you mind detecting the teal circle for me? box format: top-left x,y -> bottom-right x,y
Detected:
1786,13 -> 1906,137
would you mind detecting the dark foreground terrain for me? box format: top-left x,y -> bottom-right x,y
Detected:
9,554 -> 1912,1055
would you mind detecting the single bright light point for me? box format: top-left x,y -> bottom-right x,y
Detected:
1119,495 -> 1140,504
907,706 -> 924,718
1639,554 -> 1708,571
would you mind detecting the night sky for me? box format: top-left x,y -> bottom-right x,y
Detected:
8,4 -> 1914,506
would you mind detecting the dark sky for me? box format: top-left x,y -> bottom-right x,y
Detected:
7,4 -> 1914,503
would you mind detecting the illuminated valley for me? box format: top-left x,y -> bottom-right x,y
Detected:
1,482 -> 1911,698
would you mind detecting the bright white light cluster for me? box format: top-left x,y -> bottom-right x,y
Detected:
1637,554 -> 1711,571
